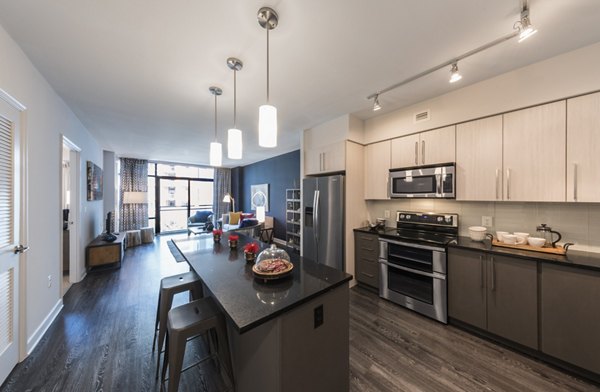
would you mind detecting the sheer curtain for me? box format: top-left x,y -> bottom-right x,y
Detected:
119,158 -> 148,231
213,168 -> 231,224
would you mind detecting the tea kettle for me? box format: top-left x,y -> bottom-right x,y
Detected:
536,224 -> 562,248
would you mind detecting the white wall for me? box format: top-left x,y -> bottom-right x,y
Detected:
363,41 -> 600,254
0,23 -> 103,352
103,150 -> 116,218
364,41 -> 600,144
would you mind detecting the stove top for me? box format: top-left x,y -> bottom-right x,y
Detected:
381,211 -> 459,247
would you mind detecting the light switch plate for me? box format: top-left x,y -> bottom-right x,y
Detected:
384,210 -> 390,218
482,216 -> 493,227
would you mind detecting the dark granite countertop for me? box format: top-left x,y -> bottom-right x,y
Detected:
354,226 -> 389,235
449,236 -> 600,272
172,233 -> 352,334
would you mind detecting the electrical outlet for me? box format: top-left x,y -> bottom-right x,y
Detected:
482,216 -> 493,227
384,210 -> 390,218
314,305 -> 324,328
47,275 -> 52,288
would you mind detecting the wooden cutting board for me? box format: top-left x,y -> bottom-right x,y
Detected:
491,240 -> 566,255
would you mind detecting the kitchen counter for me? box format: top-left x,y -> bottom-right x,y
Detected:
173,233 -> 352,333
449,236 -> 600,272
173,232 -> 352,391
354,226 -> 390,235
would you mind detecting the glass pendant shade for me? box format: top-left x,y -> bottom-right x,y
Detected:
210,141 -> 222,167
227,128 -> 243,159
259,104 -> 277,148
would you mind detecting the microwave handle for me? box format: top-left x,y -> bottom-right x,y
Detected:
436,174 -> 442,196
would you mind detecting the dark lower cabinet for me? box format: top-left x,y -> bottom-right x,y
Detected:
448,248 -> 486,330
486,255 -> 538,349
448,248 -> 538,349
354,231 -> 379,290
540,264 -> 600,374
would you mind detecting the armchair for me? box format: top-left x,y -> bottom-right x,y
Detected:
187,210 -> 213,233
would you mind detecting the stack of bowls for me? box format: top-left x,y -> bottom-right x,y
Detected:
468,226 -> 487,242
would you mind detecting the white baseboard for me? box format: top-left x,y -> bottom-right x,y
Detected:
27,299 -> 63,355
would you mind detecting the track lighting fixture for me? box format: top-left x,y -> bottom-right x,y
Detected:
449,63 -> 462,83
227,58 -> 243,160
366,3 -> 538,104
373,94 -> 382,111
515,6 -> 537,43
209,86 -> 223,167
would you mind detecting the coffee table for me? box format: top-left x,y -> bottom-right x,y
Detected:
188,226 -> 211,236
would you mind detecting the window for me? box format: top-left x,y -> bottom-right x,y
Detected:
147,162 -> 214,233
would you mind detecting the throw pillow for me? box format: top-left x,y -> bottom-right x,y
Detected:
241,213 -> 255,220
239,218 -> 259,228
229,212 -> 242,225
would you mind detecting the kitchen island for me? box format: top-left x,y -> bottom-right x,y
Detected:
172,233 -> 352,392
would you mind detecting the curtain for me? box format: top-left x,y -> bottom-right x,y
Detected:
120,158 -> 148,231
213,168 -> 231,224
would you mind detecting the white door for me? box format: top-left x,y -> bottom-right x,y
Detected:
420,125 -> 456,166
391,133 -> 420,169
364,140 -> 391,200
0,97 -> 22,385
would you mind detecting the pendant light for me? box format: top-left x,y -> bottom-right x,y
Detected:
257,7 -> 278,148
209,86 -> 223,167
227,58 -> 243,159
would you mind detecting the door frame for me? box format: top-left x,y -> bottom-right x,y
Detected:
60,136 -> 81,286
0,88 -> 28,362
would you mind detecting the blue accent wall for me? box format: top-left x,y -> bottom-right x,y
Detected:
233,150 -> 300,240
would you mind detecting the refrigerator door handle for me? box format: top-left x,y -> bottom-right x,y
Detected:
314,190 -> 320,263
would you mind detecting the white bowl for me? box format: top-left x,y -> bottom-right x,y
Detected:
468,226 -> 487,242
496,231 -> 509,242
528,237 -> 546,247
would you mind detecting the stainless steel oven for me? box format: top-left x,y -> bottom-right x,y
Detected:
379,239 -> 448,323
377,211 -> 458,324
389,163 -> 455,198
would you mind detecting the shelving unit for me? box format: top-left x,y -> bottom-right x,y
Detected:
286,188 -> 301,252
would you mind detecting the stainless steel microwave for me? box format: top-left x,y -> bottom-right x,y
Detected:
389,163 -> 455,198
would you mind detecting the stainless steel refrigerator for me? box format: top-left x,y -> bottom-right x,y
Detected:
302,175 -> 344,270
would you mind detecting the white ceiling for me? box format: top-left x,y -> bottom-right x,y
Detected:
1,0 -> 599,167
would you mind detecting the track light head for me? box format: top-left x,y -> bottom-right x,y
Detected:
449,63 -> 462,83
516,7 -> 538,42
373,94 -> 382,111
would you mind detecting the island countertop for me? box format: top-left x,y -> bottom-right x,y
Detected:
172,233 -> 352,334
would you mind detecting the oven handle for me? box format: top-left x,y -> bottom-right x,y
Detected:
379,260 -> 446,280
379,238 -> 446,252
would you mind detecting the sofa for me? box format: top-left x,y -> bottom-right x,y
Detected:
221,212 -> 261,236
187,210 -> 213,233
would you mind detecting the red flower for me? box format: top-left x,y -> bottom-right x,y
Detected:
229,234 -> 239,241
213,229 -> 223,235
244,242 -> 260,254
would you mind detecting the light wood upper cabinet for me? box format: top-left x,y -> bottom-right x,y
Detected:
304,141 -> 345,176
419,125 -> 456,166
503,101 -> 566,202
456,116 -> 503,201
567,92 -> 600,202
364,140 -> 391,200
391,134 -> 419,169
390,126 -> 455,169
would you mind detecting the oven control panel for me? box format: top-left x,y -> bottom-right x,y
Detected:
396,211 -> 458,227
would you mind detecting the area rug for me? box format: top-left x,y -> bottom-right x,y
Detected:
167,240 -> 186,263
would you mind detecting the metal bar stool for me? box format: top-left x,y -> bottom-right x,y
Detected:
161,297 -> 234,392
152,271 -> 203,379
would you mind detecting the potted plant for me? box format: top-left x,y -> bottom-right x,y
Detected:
212,228 -> 223,243
228,234 -> 239,249
244,242 -> 260,263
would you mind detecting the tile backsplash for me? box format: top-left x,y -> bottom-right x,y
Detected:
366,199 -> 600,253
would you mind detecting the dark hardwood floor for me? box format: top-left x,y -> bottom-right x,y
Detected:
1,233 -> 598,392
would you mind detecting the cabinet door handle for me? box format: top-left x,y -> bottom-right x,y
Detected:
495,169 -> 500,200
421,140 -> 425,165
506,168 -> 511,200
574,163 -> 578,201
360,246 -> 374,251
360,272 -> 375,279
414,142 -> 418,165
490,256 -> 496,291
480,255 -> 484,289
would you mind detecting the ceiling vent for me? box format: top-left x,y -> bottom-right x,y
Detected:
414,109 -> 430,123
